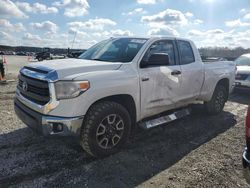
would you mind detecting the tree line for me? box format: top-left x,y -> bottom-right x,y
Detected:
199,47 -> 250,61
1,44 -> 250,60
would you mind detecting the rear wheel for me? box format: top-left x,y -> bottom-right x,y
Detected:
205,85 -> 227,115
80,101 -> 131,157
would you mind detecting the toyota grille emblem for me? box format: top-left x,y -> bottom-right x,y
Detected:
22,81 -> 28,92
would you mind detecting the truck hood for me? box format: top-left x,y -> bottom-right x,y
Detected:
237,66 -> 250,74
27,58 -> 123,80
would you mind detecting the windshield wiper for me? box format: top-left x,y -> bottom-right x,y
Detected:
91,58 -> 105,61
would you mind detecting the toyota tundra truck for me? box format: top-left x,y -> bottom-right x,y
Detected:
15,37 -> 236,157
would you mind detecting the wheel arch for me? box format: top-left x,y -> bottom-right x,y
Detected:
85,94 -> 137,130
204,77 -> 229,115
216,78 -> 229,100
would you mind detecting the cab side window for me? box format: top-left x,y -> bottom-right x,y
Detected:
142,40 -> 176,66
178,40 -> 195,65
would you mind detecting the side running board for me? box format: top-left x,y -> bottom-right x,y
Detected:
139,108 -> 191,129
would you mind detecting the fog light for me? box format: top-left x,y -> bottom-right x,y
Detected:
51,123 -> 64,133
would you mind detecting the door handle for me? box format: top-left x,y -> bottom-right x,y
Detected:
142,77 -> 149,81
171,70 -> 181,75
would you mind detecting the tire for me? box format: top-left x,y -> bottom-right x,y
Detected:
80,101 -> 131,157
38,57 -> 43,61
205,84 -> 227,115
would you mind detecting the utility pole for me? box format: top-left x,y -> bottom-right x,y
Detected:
71,31 -> 77,49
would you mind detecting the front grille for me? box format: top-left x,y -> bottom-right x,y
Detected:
18,73 -> 50,105
235,74 -> 249,80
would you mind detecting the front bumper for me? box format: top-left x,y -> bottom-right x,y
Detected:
235,80 -> 250,91
14,98 -> 84,137
243,147 -> 250,184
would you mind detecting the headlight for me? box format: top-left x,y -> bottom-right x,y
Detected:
55,81 -> 90,100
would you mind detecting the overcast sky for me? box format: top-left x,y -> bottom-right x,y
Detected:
0,0 -> 250,49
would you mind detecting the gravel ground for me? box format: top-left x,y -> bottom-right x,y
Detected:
3,55 -> 31,75
0,76 -> 250,188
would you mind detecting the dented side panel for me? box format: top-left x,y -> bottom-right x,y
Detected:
139,65 -> 182,119
198,61 -> 236,101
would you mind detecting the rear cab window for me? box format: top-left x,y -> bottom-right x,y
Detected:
177,40 -> 195,65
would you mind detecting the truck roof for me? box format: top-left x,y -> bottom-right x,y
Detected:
113,36 -> 193,42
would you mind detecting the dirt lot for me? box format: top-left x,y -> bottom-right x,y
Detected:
0,74 -> 250,188
2,55 -> 32,75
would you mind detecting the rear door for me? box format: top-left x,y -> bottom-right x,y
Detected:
176,40 -> 204,104
139,39 -> 182,119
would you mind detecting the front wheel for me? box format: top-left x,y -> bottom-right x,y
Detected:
80,101 -> 131,157
204,85 -> 227,115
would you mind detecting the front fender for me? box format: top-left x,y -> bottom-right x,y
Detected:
48,69 -> 140,121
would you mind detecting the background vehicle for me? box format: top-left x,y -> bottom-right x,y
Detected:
16,51 -> 26,56
68,50 -> 86,58
243,103 -> 250,184
14,37 -> 236,157
35,47 -> 53,61
235,54 -> 250,91
35,52 -> 53,61
26,52 -> 35,56
202,57 -> 228,62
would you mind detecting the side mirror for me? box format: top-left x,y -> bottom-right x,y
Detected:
141,53 -> 170,68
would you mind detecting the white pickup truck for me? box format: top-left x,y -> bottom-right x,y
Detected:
15,37 -> 236,157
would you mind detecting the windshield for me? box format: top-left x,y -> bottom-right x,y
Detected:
235,56 -> 250,66
79,38 -> 147,63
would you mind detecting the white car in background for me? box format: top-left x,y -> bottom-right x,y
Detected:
235,54 -> 250,91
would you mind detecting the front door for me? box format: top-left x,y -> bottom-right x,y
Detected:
139,40 -> 182,119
